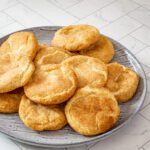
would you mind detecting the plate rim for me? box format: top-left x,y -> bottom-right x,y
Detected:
0,26 -> 147,148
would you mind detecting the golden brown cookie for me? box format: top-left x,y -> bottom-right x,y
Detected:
51,24 -> 100,52
80,35 -> 115,63
24,64 -> 77,105
0,88 -> 23,113
0,32 -> 39,93
34,45 -> 72,67
65,87 -> 120,136
105,63 -> 139,102
62,55 -> 107,88
19,95 -> 67,131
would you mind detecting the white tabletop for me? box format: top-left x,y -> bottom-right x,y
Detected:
0,0 -> 150,149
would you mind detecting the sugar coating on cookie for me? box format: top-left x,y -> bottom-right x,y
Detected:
0,32 -> 39,93
24,64 -> 77,105
51,24 -> 100,52
0,88 -> 23,113
35,45 -> 72,67
80,35 -> 115,63
19,95 -> 67,131
65,87 -> 120,136
62,55 -> 107,88
105,63 -> 139,102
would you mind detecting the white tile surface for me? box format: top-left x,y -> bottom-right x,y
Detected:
142,64 -> 150,74
133,0 -> 150,9
0,133 -> 19,150
136,47 -> 150,67
77,0 -> 139,29
14,141 -> 66,150
19,0 -> 78,25
131,26 -> 150,46
4,4 -> 51,28
67,0 -> 114,18
146,72 -> 150,93
76,12 -> 108,29
119,35 -> 147,54
129,7 -> 150,27
90,115 -> 150,150
141,93 -> 150,110
139,148 -> 145,150
0,12 -> 14,28
97,0 -> 139,22
0,22 -> 24,36
66,145 -> 87,150
143,140 -> 150,150
140,104 -> 150,121
0,0 -> 17,11
101,16 -> 142,40
0,0 -> 149,150
48,0 -> 81,9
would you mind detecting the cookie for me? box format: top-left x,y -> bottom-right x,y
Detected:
65,87 -> 120,136
105,63 -> 139,102
80,35 -> 115,63
51,24 -> 100,52
19,95 -> 67,131
62,55 -> 107,88
0,32 -> 39,93
0,88 -> 23,113
35,45 -> 72,67
24,64 -> 77,105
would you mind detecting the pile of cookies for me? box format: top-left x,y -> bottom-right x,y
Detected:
0,24 -> 139,136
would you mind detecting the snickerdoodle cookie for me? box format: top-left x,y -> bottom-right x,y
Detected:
51,24 -> 100,52
80,35 -> 115,63
0,88 -> 23,113
105,63 -> 139,102
24,64 -> 77,105
62,55 -> 107,88
35,45 -> 72,67
19,95 -> 67,131
0,32 -> 38,93
65,86 -> 120,136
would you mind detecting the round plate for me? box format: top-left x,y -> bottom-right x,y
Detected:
0,26 -> 147,148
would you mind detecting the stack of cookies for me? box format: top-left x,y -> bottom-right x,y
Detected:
0,24 -> 139,136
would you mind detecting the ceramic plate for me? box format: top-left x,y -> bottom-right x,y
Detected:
0,26 -> 147,148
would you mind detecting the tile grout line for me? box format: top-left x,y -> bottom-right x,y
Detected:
46,0 -> 80,20
74,1 -> 141,27
0,10 -> 17,31
117,24 -> 143,41
0,2 -> 18,11
138,139 -> 150,150
129,34 -> 149,47
131,0 -> 144,7
17,1 -> 54,25
127,11 -> 150,30
140,102 -> 150,112
87,141 -> 100,149
127,10 -> 150,28
142,63 -> 150,72
118,34 -> 148,55
138,147 -> 145,150
100,6 -> 142,30
65,1 -> 83,9
0,21 -> 22,35
133,45 -> 148,55
141,5 -> 150,13
138,113 -> 150,122
66,0 -> 117,20
2,11 -> 26,28
11,141 -> 23,150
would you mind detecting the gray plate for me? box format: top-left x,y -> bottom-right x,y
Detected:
0,26 -> 147,148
